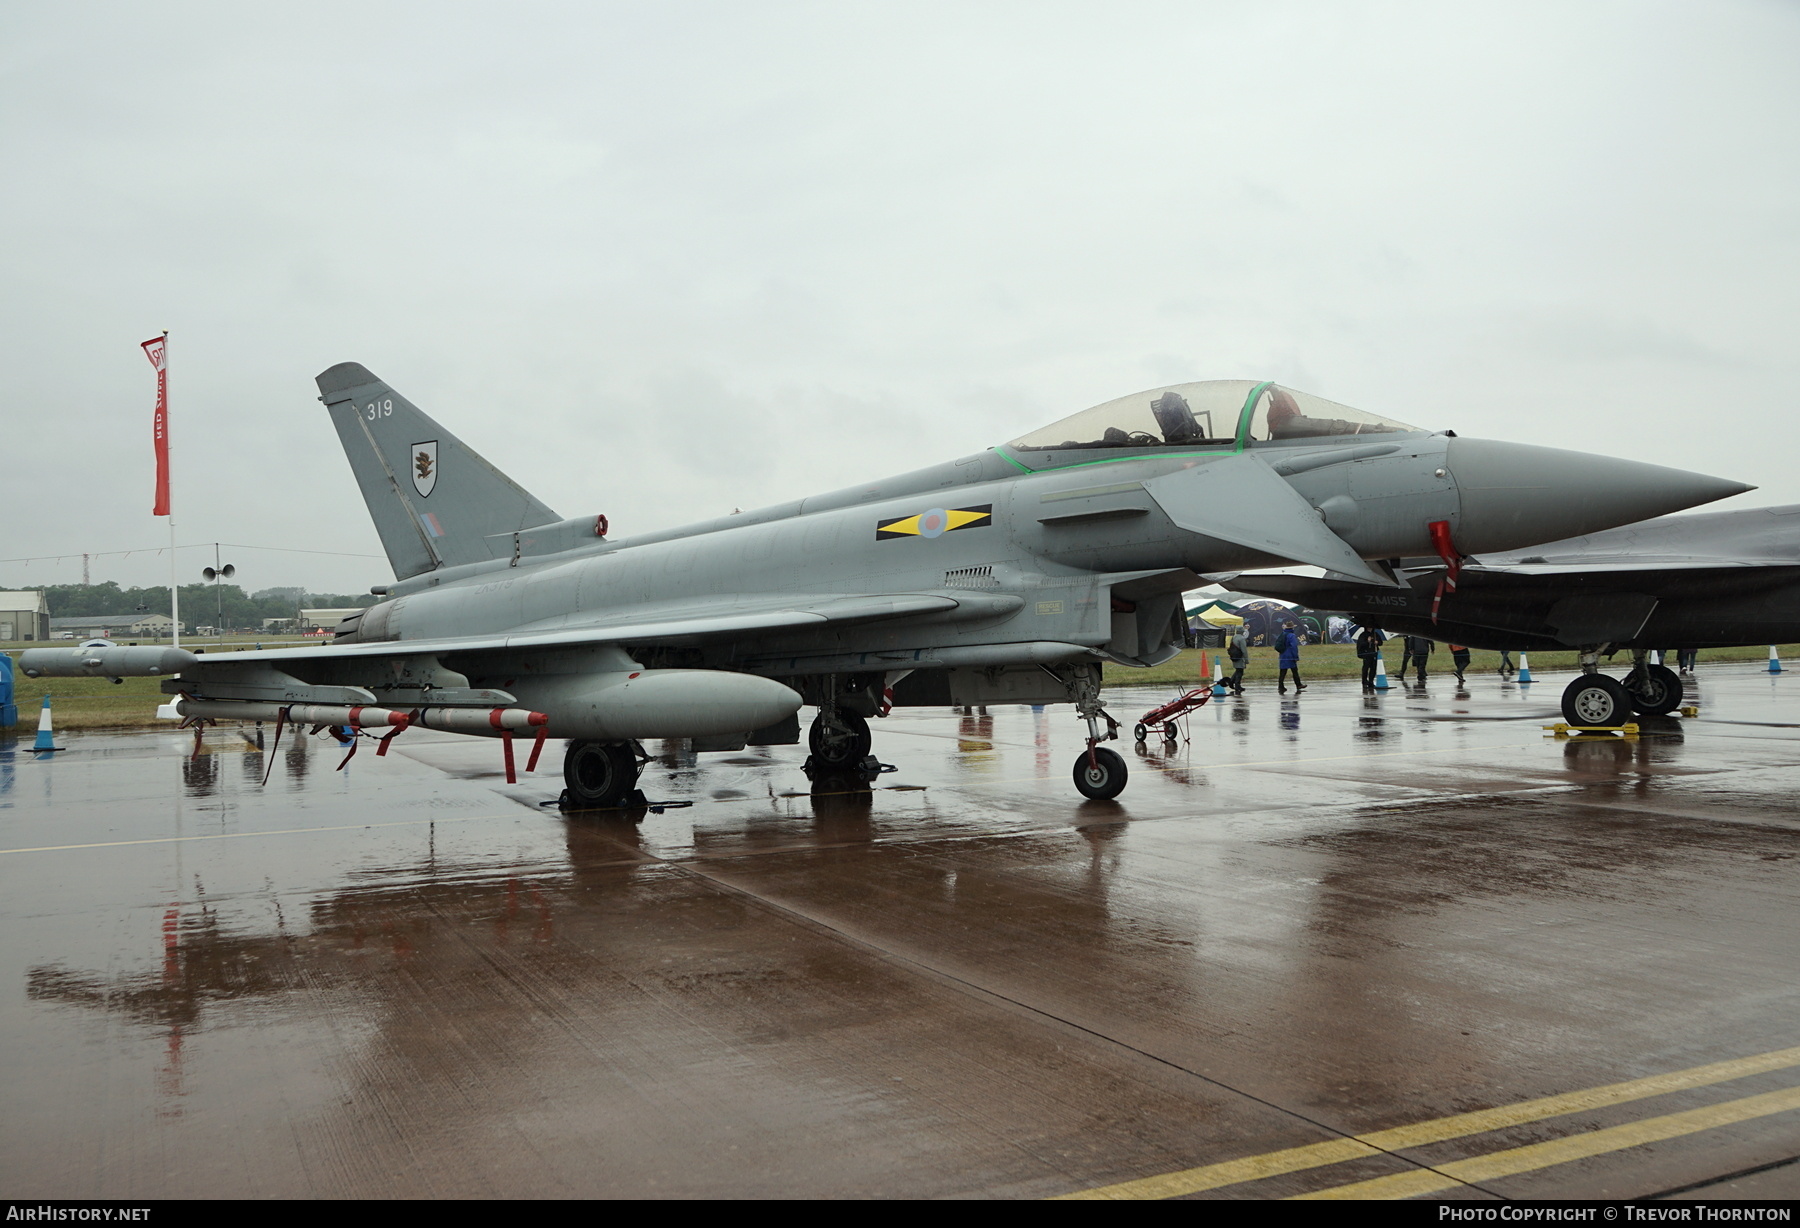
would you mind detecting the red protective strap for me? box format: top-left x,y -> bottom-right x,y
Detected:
336,738 -> 358,772
1427,519 -> 1461,589
261,707 -> 288,786
375,724 -> 407,757
526,724 -> 548,773
502,731 -> 517,784
1427,519 -> 1462,625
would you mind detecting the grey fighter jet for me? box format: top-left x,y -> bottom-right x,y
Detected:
20,368 -> 1750,802
1223,502 -> 1800,726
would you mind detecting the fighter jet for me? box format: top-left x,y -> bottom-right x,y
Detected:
20,369 -> 1750,802
1222,502 -> 1799,727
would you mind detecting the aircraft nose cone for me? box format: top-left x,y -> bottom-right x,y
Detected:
1447,437 -> 1754,554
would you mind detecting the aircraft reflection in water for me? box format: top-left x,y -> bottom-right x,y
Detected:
22,371 -> 1750,802
21,710 -> 1702,1108
1229,503 -> 1797,728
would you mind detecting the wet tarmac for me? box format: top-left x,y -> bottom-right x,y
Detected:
2,664 -> 1797,1200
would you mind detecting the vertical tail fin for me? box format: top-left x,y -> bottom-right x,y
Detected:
316,363 -> 560,580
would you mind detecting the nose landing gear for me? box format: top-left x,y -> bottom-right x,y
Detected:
1074,746 -> 1128,799
1065,663 -> 1127,799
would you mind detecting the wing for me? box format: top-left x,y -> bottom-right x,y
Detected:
20,591 -> 1023,679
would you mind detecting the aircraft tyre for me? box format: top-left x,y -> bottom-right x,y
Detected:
563,740 -> 640,809
808,710 -> 872,768
1626,664 -> 1684,716
1561,675 -> 1633,727
1073,747 -> 1128,800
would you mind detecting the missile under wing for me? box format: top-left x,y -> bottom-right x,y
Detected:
21,369 -> 1752,803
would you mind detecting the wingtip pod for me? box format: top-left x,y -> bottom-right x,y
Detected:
1446,438 -> 1755,555
315,362 -> 382,399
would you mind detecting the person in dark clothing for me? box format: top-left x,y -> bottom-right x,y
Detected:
1498,649 -> 1515,676
1678,647 -> 1698,674
1226,626 -> 1248,695
1449,643 -> 1472,684
1398,636 -> 1416,679
1276,621 -> 1305,693
1355,625 -> 1386,692
1406,635 -> 1433,685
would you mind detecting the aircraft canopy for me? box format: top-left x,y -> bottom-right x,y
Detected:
1005,380 -> 1422,453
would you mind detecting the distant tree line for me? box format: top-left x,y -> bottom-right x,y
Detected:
8,582 -> 376,631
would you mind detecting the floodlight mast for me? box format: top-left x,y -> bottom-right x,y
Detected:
202,545 -> 236,638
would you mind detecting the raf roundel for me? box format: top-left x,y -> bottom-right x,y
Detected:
876,504 -> 993,541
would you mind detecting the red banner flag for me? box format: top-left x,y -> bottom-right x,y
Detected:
142,334 -> 169,516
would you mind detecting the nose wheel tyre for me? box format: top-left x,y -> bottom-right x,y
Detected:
808,710 -> 872,768
1073,746 -> 1129,800
1625,664 -> 1683,716
1561,675 -> 1633,727
563,740 -> 641,809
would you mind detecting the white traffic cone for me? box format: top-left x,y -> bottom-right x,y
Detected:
1770,646 -> 1783,674
1517,653 -> 1533,683
1374,651 -> 1390,690
1211,651 -> 1228,696
33,694 -> 62,752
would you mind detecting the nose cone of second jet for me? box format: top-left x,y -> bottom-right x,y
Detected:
1447,437 -> 1753,554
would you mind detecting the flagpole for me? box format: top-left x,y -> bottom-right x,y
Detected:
164,331 -> 178,648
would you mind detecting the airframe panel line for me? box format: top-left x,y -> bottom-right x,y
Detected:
1292,1083 -> 1800,1200
1053,1045 -> 1800,1200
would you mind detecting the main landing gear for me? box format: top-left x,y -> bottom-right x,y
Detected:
562,739 -> 646,809
1623,659 -> 1683,716
807,708 -> 872,769
1558,649 -> 1684,726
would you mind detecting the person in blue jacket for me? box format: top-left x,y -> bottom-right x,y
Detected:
1276,620 -> 1306,694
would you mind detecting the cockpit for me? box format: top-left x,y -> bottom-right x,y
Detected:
1002,379 -> 1423,460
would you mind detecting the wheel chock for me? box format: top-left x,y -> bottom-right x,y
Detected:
1679,705 -> 1699,717
1544,722 -> 1640,737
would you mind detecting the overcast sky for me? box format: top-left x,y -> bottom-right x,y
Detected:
4,1 -> 1797,595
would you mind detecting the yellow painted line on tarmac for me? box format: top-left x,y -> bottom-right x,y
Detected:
1052,1137 -> 1384,1200
1292,1083 -> 1800,1200
1054,1045 -> 1800,1199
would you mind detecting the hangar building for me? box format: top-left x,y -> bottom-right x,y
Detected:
0,592 -> 50,642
